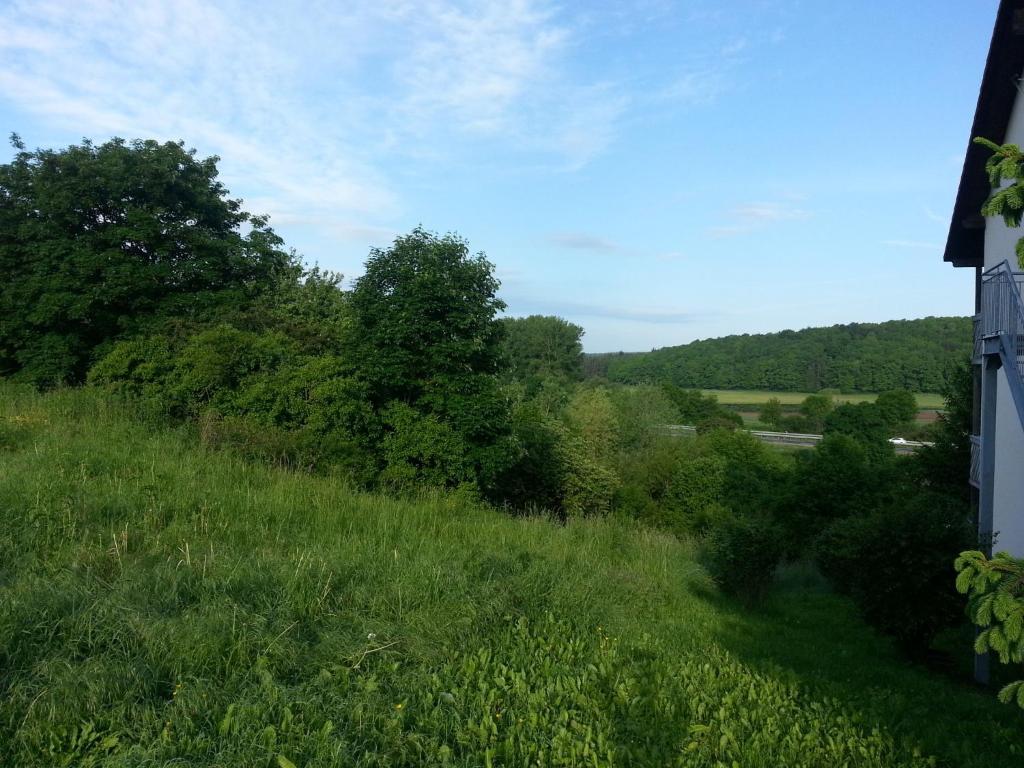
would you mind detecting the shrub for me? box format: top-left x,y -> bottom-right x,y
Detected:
703,513 -> 784,606
695,413 -> 741,433
491,400 -> 565,512
664,455 -> 729,535
379,402 -> 473,490
777,435 -> 888,556
815,492 -> 974,652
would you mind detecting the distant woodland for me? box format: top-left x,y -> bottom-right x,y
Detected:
586,317 -> 971,392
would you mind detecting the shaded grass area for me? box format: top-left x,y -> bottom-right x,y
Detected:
0,384 -> 1019,766
702,389 -> 945,409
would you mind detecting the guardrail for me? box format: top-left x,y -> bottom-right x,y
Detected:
660,425 -> 933,449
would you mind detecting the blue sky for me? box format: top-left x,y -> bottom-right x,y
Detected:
0,0 -> 997,351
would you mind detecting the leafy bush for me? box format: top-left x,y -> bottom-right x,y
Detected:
695,413 -> 742,433
816,492 -> 974,652
379,402 -> 474,490
663,455 -> 729,535
777,435 -> 892,555
703,513 -> 784,606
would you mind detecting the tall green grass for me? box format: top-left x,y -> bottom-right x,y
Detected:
0,383 -> 1019,766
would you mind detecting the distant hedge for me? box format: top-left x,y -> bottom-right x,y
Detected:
592,317 -> 970,392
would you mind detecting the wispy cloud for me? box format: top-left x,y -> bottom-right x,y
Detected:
710,200 -> 811,236
511,297 -> 703,324
547,232 -> 623,252
882,239 -> 941,251
0,0 -> 629,247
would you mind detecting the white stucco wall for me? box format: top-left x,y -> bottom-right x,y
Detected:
981,83 -> 1024,558
993,369 -> 1024,557
984,82 -> 1024,269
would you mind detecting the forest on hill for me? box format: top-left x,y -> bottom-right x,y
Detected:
587,317 -> 972,393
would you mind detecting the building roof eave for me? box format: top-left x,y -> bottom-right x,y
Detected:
944,0 -> 1024,269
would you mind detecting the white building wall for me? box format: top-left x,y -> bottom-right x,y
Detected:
984,84 -> 1024,558
984,84 -> 1024,270
993,370 -> 1024,556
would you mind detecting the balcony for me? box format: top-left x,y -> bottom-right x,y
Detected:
973,313 -> 982,364
970,434 -> 981,489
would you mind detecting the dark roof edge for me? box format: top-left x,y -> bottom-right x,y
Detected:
944,0 -> 1024,268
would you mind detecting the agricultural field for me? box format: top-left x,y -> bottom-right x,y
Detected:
0,384 -> 1019,767
700,389 -> 945,409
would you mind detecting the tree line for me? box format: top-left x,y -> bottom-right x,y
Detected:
588,317 -> 971,393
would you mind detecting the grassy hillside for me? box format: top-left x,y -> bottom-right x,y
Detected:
0,384 -> 1020,767
590,317 -> 971,393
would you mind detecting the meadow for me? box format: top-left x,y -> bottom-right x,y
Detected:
700,389 -> 945,409
0,383 -> 1019,767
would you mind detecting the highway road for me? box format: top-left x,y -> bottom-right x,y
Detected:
661,425 -> 932,453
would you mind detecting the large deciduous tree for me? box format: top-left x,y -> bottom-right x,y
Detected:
0,135 -> 292,385
500,315 -> 584,385
347,228 -> 515,492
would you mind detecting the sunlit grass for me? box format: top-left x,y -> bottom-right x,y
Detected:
0,383 -> 1016,766
700,389 -> 945,409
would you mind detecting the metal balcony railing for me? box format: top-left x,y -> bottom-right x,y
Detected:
970,434 -> 981,489
973,313 -> 983,364
980,260 -> 1024,398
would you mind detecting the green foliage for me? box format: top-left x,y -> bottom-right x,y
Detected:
823,402 -> 891,451
875,390 -> 918,431
955,551 -> 1024,708
799,393 -> 834,432
703,513 -> 784,607
0,136 -> 292,385
760,396 -> 783,428
663,455 -> 729,535
347,228 -> 505,405
660,383 -> 731,424
563,387 -> 619,465
607,385 -> 680,453
816,493 -> 974,651
602,317 -> 971,393
2,384 -> 1023,766
500,315 -> 584,387
777,435 -> 883,553
378,402 -> 474,490
554,424 -> 619,517
491,398 -> 565,513
346,228 -> 515,493
974,137 -> 1024,267
916,362 -> 972,504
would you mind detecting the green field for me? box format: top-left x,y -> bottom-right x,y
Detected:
1,384 -> 1017,767
701,389 -> 945,409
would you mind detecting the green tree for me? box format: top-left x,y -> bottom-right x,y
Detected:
500,315 -> 584,385
916,362 -> 972,503
346,228 -> 515,492
799,393 -> 834,432
824,402 -> 891,453
759,397 -> 783,428
0,136 -> 292,385
875,389 -> 917,432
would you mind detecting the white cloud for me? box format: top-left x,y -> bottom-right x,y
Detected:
710,200 -> 811,236
0,0 -> 627,251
